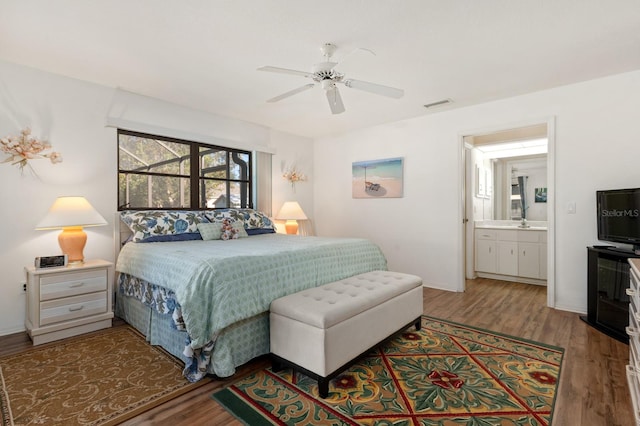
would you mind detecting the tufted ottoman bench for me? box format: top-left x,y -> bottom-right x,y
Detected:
269,270 -> 423,398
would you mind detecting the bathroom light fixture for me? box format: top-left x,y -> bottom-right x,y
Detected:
35,196 -> 107,265
275,201 -> 307,235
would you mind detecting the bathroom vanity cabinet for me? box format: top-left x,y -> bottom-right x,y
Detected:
475,227 -> 547,284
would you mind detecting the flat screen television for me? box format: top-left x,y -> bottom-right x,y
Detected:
597,187 -> 640,252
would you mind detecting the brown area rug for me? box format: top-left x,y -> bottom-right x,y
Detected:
0,326 -> 208,426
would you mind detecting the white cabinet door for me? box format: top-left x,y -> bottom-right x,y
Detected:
497,241 -> 518,276
476,240 -> 497,273
519,242 -> 541,278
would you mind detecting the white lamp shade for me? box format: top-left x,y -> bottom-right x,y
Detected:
275,201 -> 308,220
36,196 -> 107,230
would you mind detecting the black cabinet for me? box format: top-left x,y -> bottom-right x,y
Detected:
581,246 -> 640,343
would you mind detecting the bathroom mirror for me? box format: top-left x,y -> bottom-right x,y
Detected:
472,141 -> 547,221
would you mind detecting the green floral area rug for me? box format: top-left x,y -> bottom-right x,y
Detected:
213,316 -> 564,425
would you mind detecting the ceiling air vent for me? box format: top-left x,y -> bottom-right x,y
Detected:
423,99 -> 453,109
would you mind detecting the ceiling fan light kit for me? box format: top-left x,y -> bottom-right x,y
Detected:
258,43 -> 404,114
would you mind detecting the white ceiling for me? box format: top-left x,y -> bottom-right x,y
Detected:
2,0 -> 640,139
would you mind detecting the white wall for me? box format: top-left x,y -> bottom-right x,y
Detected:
269,129 -> 314,234
0,60 -> 312,336
314,117 -> 463,290
0,61 -> 116,335
313,70 -> 640,313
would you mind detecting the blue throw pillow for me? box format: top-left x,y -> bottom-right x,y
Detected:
246,228 -> 276,236
138,232 -> 203,243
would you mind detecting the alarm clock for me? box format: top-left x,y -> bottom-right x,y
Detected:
35,255 -> 68,269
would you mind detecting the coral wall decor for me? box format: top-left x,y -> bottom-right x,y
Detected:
282,164 -> 307,191
1,128 -> 62,173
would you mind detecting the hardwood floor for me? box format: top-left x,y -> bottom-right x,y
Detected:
1,278 -> 633,425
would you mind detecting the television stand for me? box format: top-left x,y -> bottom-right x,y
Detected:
606,246 -> 636,255
583,246 -> 640,343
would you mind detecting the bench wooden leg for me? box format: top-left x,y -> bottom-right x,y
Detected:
318,378 -> 329,398
272,358 -> 284,372
415,317 -> 422,331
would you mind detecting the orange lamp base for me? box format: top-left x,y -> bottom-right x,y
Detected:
58,226 -> 87,265
284,220 -> 299,235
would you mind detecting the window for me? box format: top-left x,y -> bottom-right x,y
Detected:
118,130 -> 252,210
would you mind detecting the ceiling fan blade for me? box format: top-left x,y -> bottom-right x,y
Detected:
326,86 -> 345,114
257,66 -> 312,78
334,47 -> 376,69
343,79 -> 404,99
266,84 -> 315,103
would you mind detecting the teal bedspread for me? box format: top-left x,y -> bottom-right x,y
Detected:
115,234 -> 387,352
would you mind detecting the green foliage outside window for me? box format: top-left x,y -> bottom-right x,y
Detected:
118,130 -> 252,210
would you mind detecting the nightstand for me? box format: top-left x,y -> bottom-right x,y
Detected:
25,259 -> 114,345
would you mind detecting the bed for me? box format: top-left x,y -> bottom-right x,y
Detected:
114,209 -> 388,382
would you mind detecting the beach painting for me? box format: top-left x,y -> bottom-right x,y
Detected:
535,187 -> 547,203
352,157 -> 404,198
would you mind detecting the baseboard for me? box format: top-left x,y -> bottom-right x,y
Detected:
0,324 -> 27,337
476,272 -> 547,286
553,303 -> 586,315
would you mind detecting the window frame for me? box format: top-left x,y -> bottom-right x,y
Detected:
117,129 -> 253,211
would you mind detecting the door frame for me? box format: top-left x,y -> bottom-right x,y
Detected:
458,116 -> 556,308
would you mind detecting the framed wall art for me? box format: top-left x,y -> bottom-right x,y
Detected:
535,187 -> 547,203
352,157 -> 403,199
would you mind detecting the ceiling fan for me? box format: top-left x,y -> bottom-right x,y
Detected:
258,43 -> 404,114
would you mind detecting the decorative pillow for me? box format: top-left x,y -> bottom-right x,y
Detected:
203,209 -> 275,231
197,222 -> 223,241
239,209 -> 275,230
121,211 -> 207,242
220,219 -> 238,240
139,232 -> 203,243
232,221 -> 248,238
246,228 -> 276,236
198,220 -> 248,241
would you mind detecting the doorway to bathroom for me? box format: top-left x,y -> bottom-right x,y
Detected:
460,118 -> 556,308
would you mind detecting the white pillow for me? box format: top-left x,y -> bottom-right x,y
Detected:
197,222 -> 223,241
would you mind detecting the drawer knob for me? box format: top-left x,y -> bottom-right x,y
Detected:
69,282 -> 85,288
627,326 -> 639,337
627,365 -> 637,377
68,305 -> 84,312
627,363 -> 640,374
627,288 -> 637,296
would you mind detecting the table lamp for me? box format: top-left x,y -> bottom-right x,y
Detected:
275,201 -> 307,235
35,196 -> 107,265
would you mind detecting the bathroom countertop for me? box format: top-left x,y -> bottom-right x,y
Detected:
475,225 -> 547,231
474,221 -> 547,231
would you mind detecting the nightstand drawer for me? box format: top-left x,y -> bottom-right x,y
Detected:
631,303 -> 640,369
40,269 -> 107,301
627,365 -> 640,426
40,291 -> 107,326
